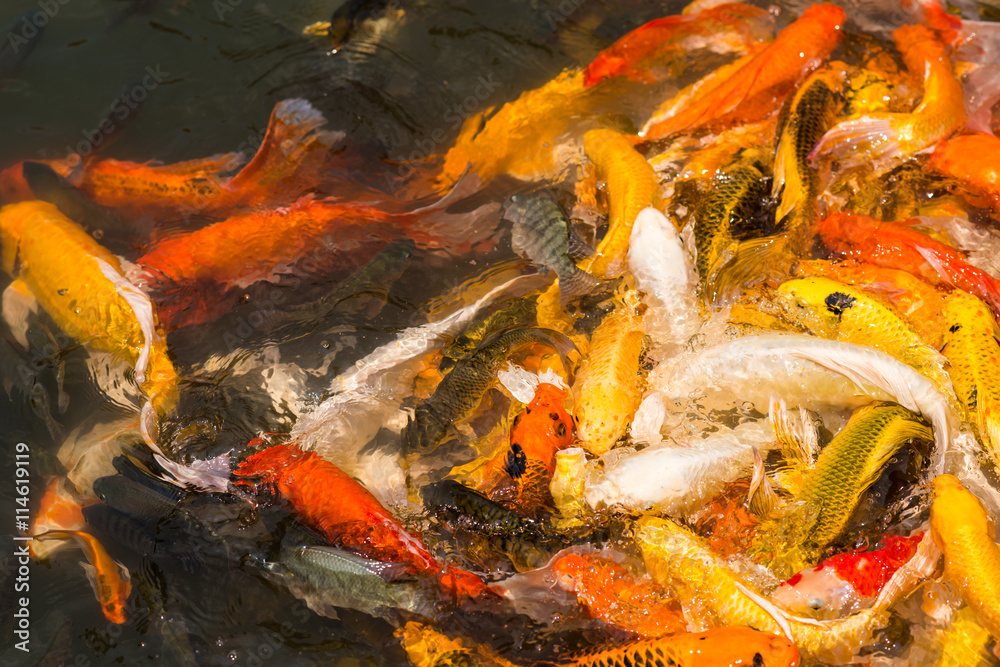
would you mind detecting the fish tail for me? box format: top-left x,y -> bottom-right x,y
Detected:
808,113 -> 905,170
979,393 -> 1000,473
226,99 -> 340,192
557,266 -> 600,306
708,234 -> 795,304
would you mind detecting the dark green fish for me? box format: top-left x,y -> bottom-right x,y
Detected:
274,545 -> 436,622
439,295 -> 537,375
503,193 -> 598,305
422,480 -> 550,570
693,147 -> 772,301
773,64 -> 846,235
406,327 -> 577,453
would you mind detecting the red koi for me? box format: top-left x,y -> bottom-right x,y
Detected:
818,210 -> 1000,315
771,532 -> 923,619
233,441 -> 494,598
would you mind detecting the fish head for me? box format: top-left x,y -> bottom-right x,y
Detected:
776,276 -> 856,332
771,565 -> 864,619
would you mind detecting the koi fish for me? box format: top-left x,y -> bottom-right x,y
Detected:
479,382 -> 574,514
29,477 -> 86,560
771,532 -> 924,619
395,621 -> 521,667
582,3 -> 774,87
581,128 -> 661,279
930,474 -> 1000,639
792,259 -> 950,347
0,201 -> 178,416
405,328 -> 575,454
572,287 -> 645,456
552,627 -> 801,667
550,552 -> 686,638
232,441 -> 493,598
932,605 -> 996,667
637,516 -> 934,663
642,3 -> 846,140
939,290 -> 1000,473
774,276 -> 956,404
818,211 -> 1000,316
72,98 -> 340,220
809,24 -> 964,171
927,133 -> 1000,212
33,530 -> 132,624
751,403 -> 932,578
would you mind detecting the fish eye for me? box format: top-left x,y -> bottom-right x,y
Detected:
808,598 -> 825,610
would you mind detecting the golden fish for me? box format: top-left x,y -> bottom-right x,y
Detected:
939,290 -> 1000,474
395,621 -> 519,667
572,286 -> 645,456
930,474 -> 1000,640
933,606 -> 995,667
751,403 -> 933,578
0,201 -> 177,415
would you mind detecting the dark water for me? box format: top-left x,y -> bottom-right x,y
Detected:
0,1 -> 687,665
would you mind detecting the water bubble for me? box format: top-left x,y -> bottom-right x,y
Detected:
321,340 -> 330,349
228,650 -> 238,661
92,229 -> 104,239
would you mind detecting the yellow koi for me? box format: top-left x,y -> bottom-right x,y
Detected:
939,291 -> 1000,474
933,606 -> 995,667
572,286 -> 645,456
395,621 -> 519,667
930,474 -> 1000,640
0,201 -> 177,415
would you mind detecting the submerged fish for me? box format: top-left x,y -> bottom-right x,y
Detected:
503,193 -> 598,305
927,132 -> 1000,212
931,474 -> 1000,640
582,3 -> 774,87
273,544 -> 435,622
810,25 -> 964,171
439,296 -> 537,375
550,552 -> 686,638
406,327 -> 576,453
33,530 -> 132,624
752,403 -> 932,578
395,621 -> 521,667
642,3 -> 846,139
233,442 -> 493,598
771,532 -> 924,619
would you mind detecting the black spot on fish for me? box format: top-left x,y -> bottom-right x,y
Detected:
504,443 -> 527,479
753,653 -> 765,667
949,324 -> 961,333
824,291 -> 856,316
549,412 -> 560,420
525,407 -> 532,415
969,385 -> 978,411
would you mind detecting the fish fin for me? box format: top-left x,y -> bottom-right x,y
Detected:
708,235 -> 795,305
557,266 -> 600,306
807,113 -> 904,170
226,98 -> 342,192
80,561 -> 101,600
915,245 -> 1000,314
503,442 -> 528,480
567,229 -> 595,261
768,397 -> 817,466
874,529 -> 939,609
747,447 -> 778,517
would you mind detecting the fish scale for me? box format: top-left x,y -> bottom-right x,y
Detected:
939,290 -> 1000,474
752,403 -> 932,578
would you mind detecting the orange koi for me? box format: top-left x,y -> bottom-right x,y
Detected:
555,627 -> 801,667
642,3 -> 845,140
582,3 -> 773,87
29,477 -> 86,560
810,24 -> 964,171
34,530 -> 132,624
927,133 -> 1000,212
72,98 -> 338,220
551,552 -> 686,638
479,382 -> 574,513
817,211 -> 1000,315
233,442 -> 494,598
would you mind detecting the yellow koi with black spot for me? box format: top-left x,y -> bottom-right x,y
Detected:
939,290 -> 1000,474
